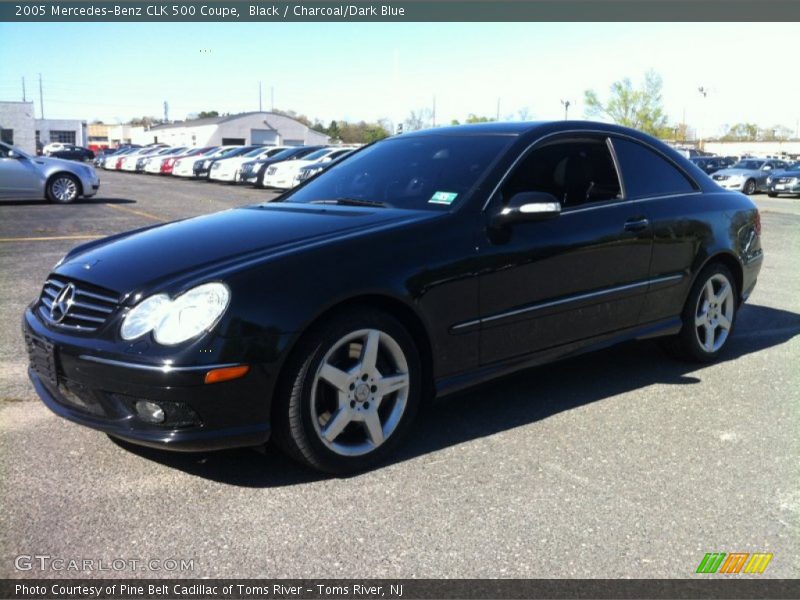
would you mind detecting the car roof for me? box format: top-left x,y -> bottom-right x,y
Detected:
399,120 -> 664,139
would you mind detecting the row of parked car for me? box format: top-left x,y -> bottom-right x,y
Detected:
689,155 -> 800,197
95,143 -> 358,190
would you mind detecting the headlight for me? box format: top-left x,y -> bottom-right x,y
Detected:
120,283 -> 230,345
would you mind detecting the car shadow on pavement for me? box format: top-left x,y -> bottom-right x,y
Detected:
114,303 -> 800,487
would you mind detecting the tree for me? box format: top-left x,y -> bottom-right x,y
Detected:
720,123 -> 759,142
404,108 -> 433,132
464,114 -> 496,124
584,70 -> 670,137
128,116 -> 163,128
197,110 -> 219,119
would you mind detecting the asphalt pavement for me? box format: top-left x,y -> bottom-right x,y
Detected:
0,171 -> 797,579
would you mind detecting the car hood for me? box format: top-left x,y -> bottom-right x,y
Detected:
713,168 -> 759,177
32,156 -> 90,170
55,203 -> 440,298
774,169 -> 800,178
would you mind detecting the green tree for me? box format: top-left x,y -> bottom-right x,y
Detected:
720,123 -> 759,141
128,116 -> 163,128
464,114 -> 496,124
197,110 -> 219,118
584,70 -> 670,137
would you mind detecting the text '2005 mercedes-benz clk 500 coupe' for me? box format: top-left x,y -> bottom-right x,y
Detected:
23,122 -> 763,474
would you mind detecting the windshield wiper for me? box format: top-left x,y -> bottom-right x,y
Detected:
309,198 -> 391,208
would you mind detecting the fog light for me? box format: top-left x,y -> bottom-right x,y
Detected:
135,400 -> 165,423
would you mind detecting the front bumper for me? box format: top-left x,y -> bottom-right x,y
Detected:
22,308 -> 276,452
715,179 -> 746,191
769,181 -> 800,195
210,169 -> 239,182
79,172 -> 100,198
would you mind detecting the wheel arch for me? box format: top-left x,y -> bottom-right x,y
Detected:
690,251 -> 744,302
44,171 -> 83,199
271,293 -> 436,416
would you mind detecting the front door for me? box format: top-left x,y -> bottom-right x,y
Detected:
476,134 -> 654,365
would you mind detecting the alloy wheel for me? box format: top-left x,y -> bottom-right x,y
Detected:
51,177 -> 78,202
310,328 -> 410,457
694,273 -> 735,353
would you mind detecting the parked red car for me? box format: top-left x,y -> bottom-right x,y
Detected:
161,147 -> 217,175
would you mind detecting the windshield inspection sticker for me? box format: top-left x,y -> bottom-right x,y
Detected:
429,191 -> 459,205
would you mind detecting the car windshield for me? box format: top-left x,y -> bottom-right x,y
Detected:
217,147 -> 242,158
301,149 -> 332,161
732,160 -> 765,170
244,147 -> 267,157
281,134 -> 513,211
262,148 -> 301,162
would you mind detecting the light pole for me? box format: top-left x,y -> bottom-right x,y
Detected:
560,99 -> 571,120
697,86 -> 708,149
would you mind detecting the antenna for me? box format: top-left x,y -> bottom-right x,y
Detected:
259,81 -> 263,112
163,101 -> 169,122
22,77 -> 26,102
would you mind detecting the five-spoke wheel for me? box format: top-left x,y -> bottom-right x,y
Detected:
665,263 -> 738,362
273,309 -> 421,474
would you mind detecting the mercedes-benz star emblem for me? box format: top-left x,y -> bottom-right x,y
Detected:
50,283 -> 76,323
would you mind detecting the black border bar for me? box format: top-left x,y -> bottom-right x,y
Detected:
3,1 -> 800,22
2,579 -> 800,600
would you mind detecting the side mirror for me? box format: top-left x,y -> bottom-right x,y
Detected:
763,165 -> 772,171
492,192 -> 561,228
7,150 -> 25,159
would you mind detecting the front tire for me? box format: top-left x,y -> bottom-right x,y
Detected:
665,263 -> 738,362
272,309 -> 422,474
743,179 -> 756,195
46,174 -> 80,204
767,192 -> 778,198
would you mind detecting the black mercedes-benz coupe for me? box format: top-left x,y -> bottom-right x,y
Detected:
23,122 -> 763,474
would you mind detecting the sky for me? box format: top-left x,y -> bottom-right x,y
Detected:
1,22 -> 798,137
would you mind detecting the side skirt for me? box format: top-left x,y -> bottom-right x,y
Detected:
434,317 -> 682,398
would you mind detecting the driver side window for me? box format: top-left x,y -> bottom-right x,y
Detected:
502,137 -> 623,208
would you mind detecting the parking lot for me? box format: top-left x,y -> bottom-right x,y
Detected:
0,170 -> 798,578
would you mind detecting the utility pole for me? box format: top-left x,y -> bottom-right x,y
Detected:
698,86 -> 708,149
270,86 -> 274,111
163,100 -> 169,123
38,73 -> 44,118
22,77 -> 26,101
259,81 -> 262,112
496,97 -> 501,121
561,99 -> 571,120
432,95 -> 436,127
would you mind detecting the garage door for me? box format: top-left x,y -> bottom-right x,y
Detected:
251,129 -> 279,145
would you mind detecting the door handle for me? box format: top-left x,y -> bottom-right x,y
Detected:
624,217 -> 649,232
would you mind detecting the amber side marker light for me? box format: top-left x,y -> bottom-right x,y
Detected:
204,365 -> 250,384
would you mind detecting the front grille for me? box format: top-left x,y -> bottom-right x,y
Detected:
777,177 -> 797,184
713,175 -> 729,181
38,276 -> 120,332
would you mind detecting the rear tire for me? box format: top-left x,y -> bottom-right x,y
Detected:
46,174 -> 80,204
663,263 -> 738,362
272,308 -> 422,475
767,192 -> 778,198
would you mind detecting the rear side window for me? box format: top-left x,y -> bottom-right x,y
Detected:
612,138 -> 696,198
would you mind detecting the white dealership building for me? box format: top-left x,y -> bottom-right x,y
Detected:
137,112 -> 330,147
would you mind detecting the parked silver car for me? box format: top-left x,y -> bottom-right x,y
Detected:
0,142 -> 100,203
711,158 -> 790,195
